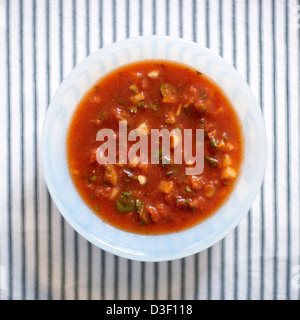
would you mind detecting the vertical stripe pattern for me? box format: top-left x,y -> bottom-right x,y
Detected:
0,0 -> 299,300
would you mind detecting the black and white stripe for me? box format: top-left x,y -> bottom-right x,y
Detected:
0,0 -> 299,300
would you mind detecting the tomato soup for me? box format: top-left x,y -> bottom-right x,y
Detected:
66,60 -> 243,234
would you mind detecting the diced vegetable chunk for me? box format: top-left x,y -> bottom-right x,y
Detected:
217,140 -> 226,149
170,131 -> 181,149
138,175 -> 147,185
130,105 -> 138,113
110,187 -> 120,200
116,192 -> 136,212
128,157 -> 139,168
160,82 -> 177,97
136,199 -> 151,224
221,166 -> 237,180
199,88 -> 207,99
136,199 -> 144,213
129,84 -> 139,93
139,207 -> 152,224
176,104 -> 182,116
163,96 -> 177,103
226,142 -> 234,151
190,176 -> 202,191
222,154 -> 232,167
138,122 -> 149,134
205,156 -> 218,167
176,197 -> 191,209
207,130 -> 216,139
147,70 -> 159,78
209,138 -> 218,148
104,164 -> 118,186
146,205 -> 161,223
164,112 -> 176,124
158,181 -> 174,194
130,92 -> 145,104
204,184 -> 216,198
88,175 -> 97,182
194,101 -> 207,113
166,167 -> 179,176
123,169 -> 138,180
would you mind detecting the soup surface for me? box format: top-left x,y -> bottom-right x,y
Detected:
66,60 -> 243,234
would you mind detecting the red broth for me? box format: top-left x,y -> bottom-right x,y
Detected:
66,60 -> 243,234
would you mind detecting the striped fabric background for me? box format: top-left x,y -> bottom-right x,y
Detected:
0,0 -> 299,300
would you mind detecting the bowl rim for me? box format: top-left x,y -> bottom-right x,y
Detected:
41,35 -> 267,262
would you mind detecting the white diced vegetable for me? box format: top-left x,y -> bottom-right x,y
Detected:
138,175 -> 147,185
221,166 -> 236,180
147,70 -> 159,79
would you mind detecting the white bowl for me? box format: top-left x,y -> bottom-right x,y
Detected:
41,36 -> 267,262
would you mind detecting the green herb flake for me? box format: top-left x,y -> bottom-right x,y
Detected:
135,199 -> 145,214
130,105 -> 138,113
88,175 -> 97,182
150,102 -> 158,111
200,88 -> 207,100
123,169 -> 138,180
166,168 -> 179,177
113,94 -> 126,106
205,156 -> 218,167
105,165 -> 112,173
209,138 -> 218,148
116,192 -> 136,213
137,101 -> 146,109
100,111 -> 107,120
223,132 -> 229,141
129,84 -> 139,93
